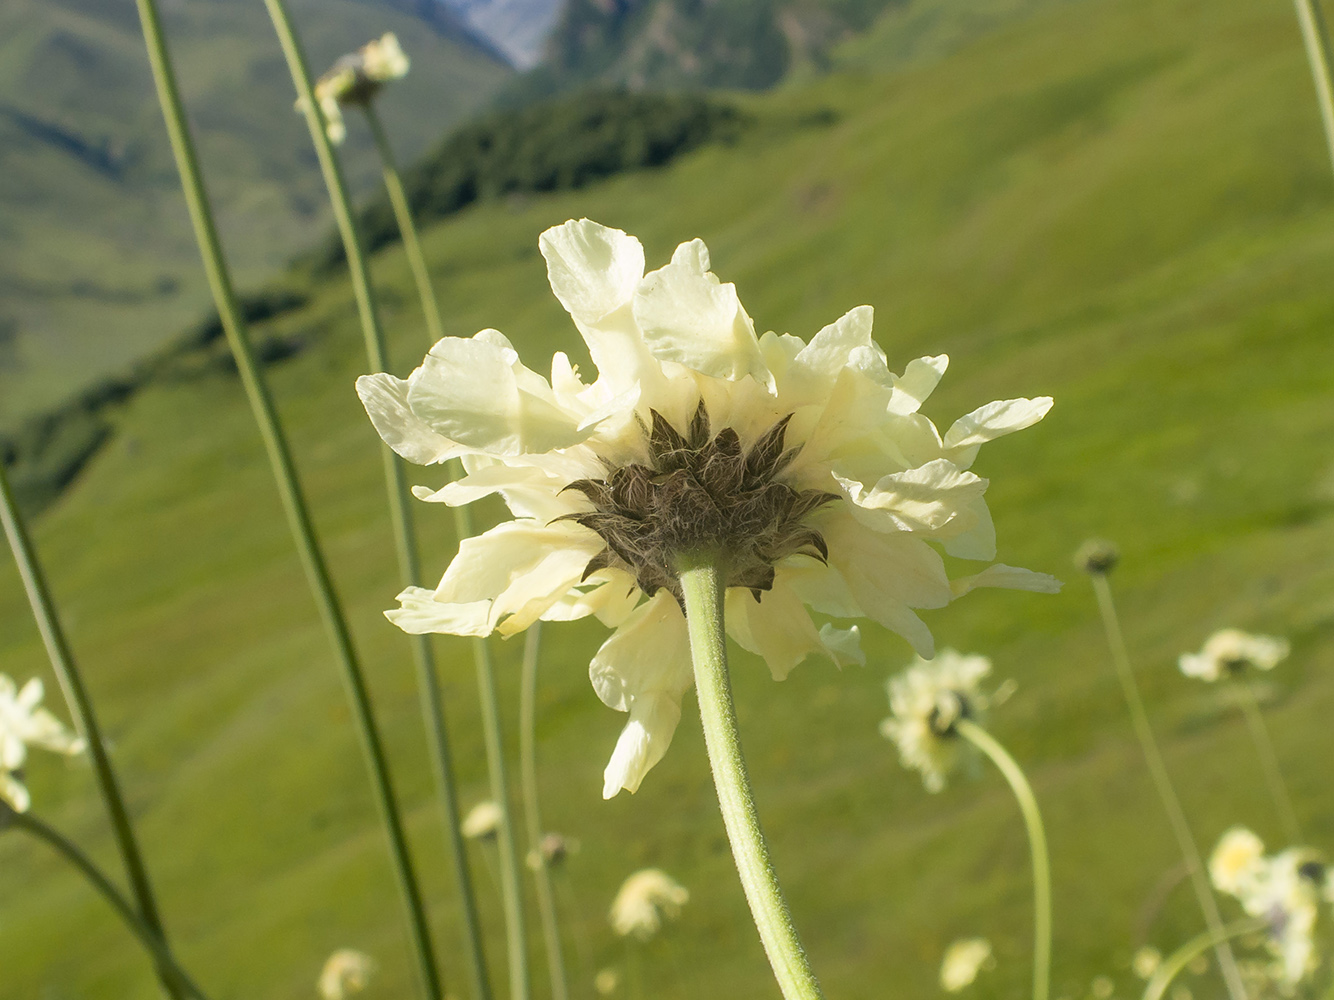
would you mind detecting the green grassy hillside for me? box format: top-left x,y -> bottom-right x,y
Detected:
0,0 -> 510,430
2,0 -> 1334,997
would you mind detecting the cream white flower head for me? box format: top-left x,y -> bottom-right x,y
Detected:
0,673 -> 84,812
1178,628 -> 1290,683
318,948 -> 376,1000
1132,946 -> 1161,980
358,219 -> 1057,799
1210,827 -> 1326,990
304,33 -> 410,145
939,937 -> 993,991
609,868 -> 688,940
461,799 -> 503,840
880,650 -> 1000,793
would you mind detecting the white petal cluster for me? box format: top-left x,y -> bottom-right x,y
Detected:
609,868 -> 688,940
304,33 -> 410,145
1179,628 -> 1289,683
0,674 -> 84,812
461,799 -> 504,840
359,220 -> 1057,799
1209,827 -> 1326,991
939,937 -> 993,991
318,949 -> 376,1000
880,650 -> 998,793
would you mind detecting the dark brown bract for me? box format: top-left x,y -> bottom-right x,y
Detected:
559,402 -> 838,605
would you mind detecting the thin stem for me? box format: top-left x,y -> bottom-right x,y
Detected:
1293,0 -> 1334,177
1230,681 -> 1303,844
263,13 -> 490,999
676,553 -> 824,1000
955,719 -> 1051,1000
363,104 -> 445,343
1089,574 -> 1248,1000
1142,918 -> 1267,1000
9,809 -> 210,1000
137,3 -> 441,997
0,462 -> 179,998
520,624 -> 571,1000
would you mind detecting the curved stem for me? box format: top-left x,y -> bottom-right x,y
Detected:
1142,918 -> 1267,1000
1292,0 -> 1334,177
676,553 -> 824,1000
139,2 -> 441,996
0,296 -> 178,1000
520,624 -> 571,1000
9,809 -> 210,1000
1231,681 -> 1302,844
363,105 -> 445,344
1090,574 -> 1248,1000
955,719 -> 1051,1000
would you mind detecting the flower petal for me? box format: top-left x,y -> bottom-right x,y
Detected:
724,579 -> 827,681
386,587 -> 492,636
834,459 -> 988,534
633,251 -> 773,389
950,564 -> 1062,597
887,355 -> 949,416
942,397 -> 1053,454
602,693 -> 683,798
588,591 -> 691,712
0,771 -> 30,813
357,373 -> 460,466
540,219 -> 645,327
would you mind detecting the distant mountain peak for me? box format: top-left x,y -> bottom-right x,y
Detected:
439,0 -> 566,68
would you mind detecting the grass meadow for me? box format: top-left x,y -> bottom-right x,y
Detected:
1,0 -> 1333,997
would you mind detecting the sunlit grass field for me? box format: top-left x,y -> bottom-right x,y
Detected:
2,0 -> 1333,996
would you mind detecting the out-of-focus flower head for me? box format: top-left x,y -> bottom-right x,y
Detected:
358,221 -> 1058,801
1179,629 -> 1290,683
461,799 -> 503,841
1210,827 -> 1326,991
939,937 -> 993,991
526,831 -> 571,870
1074,538 -> 1119,575
318,949 -> 376,1000
0,674 -> 84,812
594,967 -> 621,995
303,33 -> 410,145
880,650 -> 1007,792
609,868 -> 688,940
1132,946 -> 1161,980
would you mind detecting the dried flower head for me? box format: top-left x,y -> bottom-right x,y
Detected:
304,33 -> 410,145
461,800 -> 503,841
359,220 -> 1057,798
0,674 -> 84,812
940,938 -> 993,991
318,949 -> 376,1000
880,650 -> 1001,792
1075,538 -> 1119,575
610,868 -> 688,940
1179,629 -> 1290,683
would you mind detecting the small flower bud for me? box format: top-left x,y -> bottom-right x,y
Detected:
1075,538 -> 1119,575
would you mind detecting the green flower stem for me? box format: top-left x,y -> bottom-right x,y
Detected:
137,3 -> 442,998
262,10 -> 492,1000
519,624 -> 571,1000
0,462 -> 180,999
1142,918 -> 1267,1000
454,493 -> 532,1000
955,719 -> 1051,1000
677,553 -> 824,1000
362,104 -> 445,344
8,808 -> 210,1000
1293,0 -> 1334,176
1089,574 -> 1247,1000
1231,681 -> 1303,844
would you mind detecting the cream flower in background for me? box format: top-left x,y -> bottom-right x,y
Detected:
461,799 -> 503,840
1132,946 -> 1161,980
880,650 -> 1005,792
318,948 -> 376,1000
939,937 -> 994,991
1178,628 -> 1289,683
609,868 -> 689,940
359,219 -> 1057,799
0,673 -> 84,812
1210,826 -> 1267,895
303,33 -> 410,145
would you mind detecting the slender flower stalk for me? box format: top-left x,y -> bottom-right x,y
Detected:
1292,0 -> 1334,176
363,104 -> 445,343
1087,570 -> 1247,1000
955,719 -> 1051,1000
0,462 -> 181,998
135,3 -> 441,997
677,553 -> 824,1000
275,17 -> 497,1000
1230,681 -> 1303,844
519,624 -> 571,1000
7,807 -> 210,1000
1141,918 -> 1268,1000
